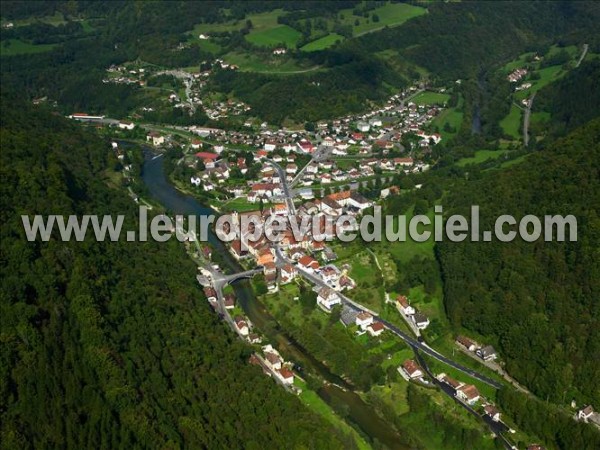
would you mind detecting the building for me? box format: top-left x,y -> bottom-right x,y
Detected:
235,316 -> 249,336
456,384 -> 480,405
367,322 -> 385,337
146,131 -> 165,146
276,367 -> 294,385
224,294 -> 235,310
355,312 -> 374,329
118,120 -> 135,130
298,255 -> 320,272
456,335 -> 477,352
484,405 -> 501,422
317,287 -> 341,311
578,405 -> 595,421
397,295 -> 415,315
476,345 -> 498,362
400,359 -> 423,379
412,311 -> 430,329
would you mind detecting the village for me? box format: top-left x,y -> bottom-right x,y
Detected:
77,50 -> 599,449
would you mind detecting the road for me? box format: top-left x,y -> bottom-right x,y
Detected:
413,349 -> 513,449
264,160 -> 297,215
275,246 -> 502,389
523,92 -> 535,147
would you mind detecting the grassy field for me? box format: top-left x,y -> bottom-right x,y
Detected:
431,97 -> 463,139
340,2 -> 428,36
220,196 -> 266,213
246,24 -> 302,48
301,33 -> 344,52
412,91 -> 450,106
500,104 -> 522,139
0,39 -> 56,56
456,150 -> 508,167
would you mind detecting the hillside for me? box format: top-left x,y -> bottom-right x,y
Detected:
437,119 -> 600,407
0,97 -> 349,449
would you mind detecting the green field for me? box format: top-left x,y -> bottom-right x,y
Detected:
4,12 -> 67,28
339,2 -> 428,36
500,104 -> 522,139
301,33 -> 344,52
412,91 -> 450,106
0,39 -> 56,56
456,150 -> 508,167
246,24 -> 302,48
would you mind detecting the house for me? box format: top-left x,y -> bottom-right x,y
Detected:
355,312 -> 374,329
203,287 -> 217,302
264,140 -> 277,152
191,139 -> 202,150
317,287 -> 341,311
146,131 -> 164,146
456,335 -> 477,352
367,322 -> 385,337
397,295 -> 415,315
356,121 -> 370,132
400,359 -> 423,379
297,139 -> 315,153
195,152 -> 219,168
298,255 -> 320,272
412,312 -> 430,329
263,262 -> 277,275
234,316 -> 249,336
280,264 -> 297,284
578,405 -> 595,421
322,136 -> 335,147
438,373 -> 462,391
224,293 -> 235,310
456,384 -> 480,405
286,164 -> 298,175
264,351 -> 283,370
484,405 -> 501,422
476,345 -> 497,362
118,120 -> 135,130
276,368 -> 294,385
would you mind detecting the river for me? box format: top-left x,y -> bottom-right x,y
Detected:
141,150 -> 410,450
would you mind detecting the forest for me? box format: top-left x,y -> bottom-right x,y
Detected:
0,95 -> 351,449
436,119 -> 600,408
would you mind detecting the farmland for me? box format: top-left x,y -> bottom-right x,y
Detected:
456,150 -> 508,167
339,2 -> 428,36
500,104 -> 522,139
412,91 -> 450,106
246,25 -> 302,48
0,39 -> 56,56
301,33 -> 344,52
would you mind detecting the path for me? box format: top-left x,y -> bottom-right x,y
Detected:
575,43 -> 589,68
523,92 -> 535,147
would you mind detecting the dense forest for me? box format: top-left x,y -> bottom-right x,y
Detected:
436,119 -> 600,407
0,96 -> 351,449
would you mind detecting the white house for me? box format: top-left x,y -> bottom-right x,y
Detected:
412,312 -> 430,329
476,345 -> 498,362
484,405 -> 501,422
456,384 -> 480,405
400,359 -> 423,379
317,287 -> 341,311
356,121 -> 370,132
235,317 -> 249,336
146,132 -> 165,146
578,405 -> 595,421
397,295 -> 415,315
355,312 -> 374,329
276,368 -> 294,384
367,322 -> 385,337
118,120 -> 135,130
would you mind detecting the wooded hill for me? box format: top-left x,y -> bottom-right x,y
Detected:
0,96 -> 351,449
